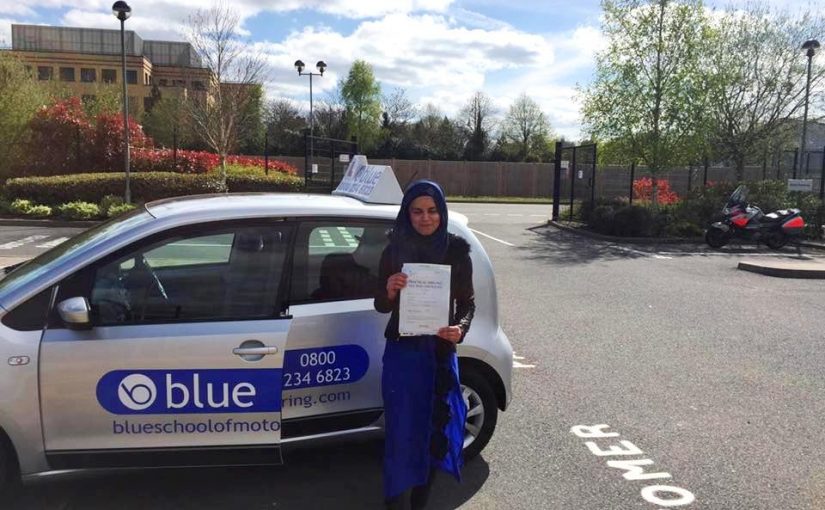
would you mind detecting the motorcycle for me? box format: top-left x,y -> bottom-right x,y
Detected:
705,185 -> 805,249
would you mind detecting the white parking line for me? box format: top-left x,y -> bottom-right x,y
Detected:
0,235 -> 49,250
512,351 -> 535,368
35,237 -> 69,249
470,228 -> 515,247
608,245 -> 672,260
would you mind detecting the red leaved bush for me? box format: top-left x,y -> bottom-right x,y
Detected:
90,113 -> 152,171
632,177 -> 680,205
18,96 -> 297,177
23,97 -> 93,176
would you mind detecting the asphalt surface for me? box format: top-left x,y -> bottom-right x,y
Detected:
6,202 -> 825,509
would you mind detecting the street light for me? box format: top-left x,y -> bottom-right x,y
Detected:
294,59 -> 326,178
112,1 -> 132,203
799,38 -> 820,178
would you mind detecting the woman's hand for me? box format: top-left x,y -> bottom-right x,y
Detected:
386,272 -> 408,301
437,325 -> 463,344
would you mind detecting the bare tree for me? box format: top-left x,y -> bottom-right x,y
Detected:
501,93 -> 552,161
184,4 -> 266,181
461,91 -> 496,160
266,98 -> 306,155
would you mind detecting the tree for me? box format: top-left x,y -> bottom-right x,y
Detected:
705,6 -> 825,180
142,95 -> 194,150
582,0 -> 710,205
376,88 -> 417,157
265,98 -> 307,156
235,83 -> 265,154
0,52 -> 48,177
501,93 -> 552,161
461,91 -> 496,161
184,4 -> 266,181
315,86 -> 349,141
341,60 -> 382,152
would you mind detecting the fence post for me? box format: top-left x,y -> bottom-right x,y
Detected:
820,145 -> 825,200
629,161 -> 636,204
264,129 -> 269,175
793,148 -> 799,179
687,165 -> 692,194
569,146 -> 577,222
552,141 -> 562,221
329,139 -> 335,192
304,129 -> 310,188
590,144 -> 597,214
703,155 -> 709,188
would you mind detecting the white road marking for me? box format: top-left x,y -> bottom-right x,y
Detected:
530,214 -> 547,217
507,214 -> 523,217
483,213 -> 501,216
470,228 -> 515,247
608,245 -> 672,260
512,351 -> 535,368
0,235 -> 49,250
35,237 -> 69,249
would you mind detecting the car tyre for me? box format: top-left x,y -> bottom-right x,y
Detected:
460,368 -> 498,461
0,436 -> 19,501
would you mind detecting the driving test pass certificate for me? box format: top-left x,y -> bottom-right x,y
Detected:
399,263 -> 451,336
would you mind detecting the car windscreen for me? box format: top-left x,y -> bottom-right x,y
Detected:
0,208 -> 154,297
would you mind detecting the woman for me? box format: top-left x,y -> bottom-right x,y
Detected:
374,180 -> 475,509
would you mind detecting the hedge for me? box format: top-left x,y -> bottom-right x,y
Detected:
4,171 -> 304,206
225,173 -> 304,193
5,172 -> 224,205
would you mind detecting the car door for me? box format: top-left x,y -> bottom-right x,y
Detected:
280,219 -> 391,438
39,220 -> 294,469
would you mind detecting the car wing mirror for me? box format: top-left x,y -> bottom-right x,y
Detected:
57,297 -> 92,330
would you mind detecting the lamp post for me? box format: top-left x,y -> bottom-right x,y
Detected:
799,39 -> 820,178
112,1 -> 132,203
294,60 -> 326,176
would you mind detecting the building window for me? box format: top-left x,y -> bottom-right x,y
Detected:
173,79 -> 186,88
80,68 -> 96,83
193,81 -> 206,91
144,72 -> 150,85
158,79 -> 169,87
59,67 -> 75,82
37,66 -> 53,81
102,69 -> 117,84
126,70 -> 138,85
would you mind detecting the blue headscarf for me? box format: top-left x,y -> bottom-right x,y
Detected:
391,180 -> 449,265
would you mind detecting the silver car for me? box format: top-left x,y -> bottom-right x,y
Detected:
0,177 -> 512,495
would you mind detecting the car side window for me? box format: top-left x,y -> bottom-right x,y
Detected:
53,224 -> 293,327
290,221 -> 390,303
2,287 -> 53,331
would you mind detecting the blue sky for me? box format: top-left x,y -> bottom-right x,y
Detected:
0,0 -> 821,140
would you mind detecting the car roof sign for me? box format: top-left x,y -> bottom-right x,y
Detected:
332,155 -> 403,205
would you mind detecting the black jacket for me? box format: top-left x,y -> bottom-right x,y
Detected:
374,234 -> 475,343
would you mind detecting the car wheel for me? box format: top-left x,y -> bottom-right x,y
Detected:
0,437 -> 19,501
460,368 -> 498,461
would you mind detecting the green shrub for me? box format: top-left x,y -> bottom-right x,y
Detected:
225,173 -> 304,193
107,202 -> 137,218
25,204 -> 52,218
0,198 -> 13,215
57,201 -> 101,220
663,220 -> 704,238
99,194 -> 125,216
797,194 -> 824,239
590,205 -> 616,234
222,164 -> 266,176
10,199 -> 33,214
612,205 -> 654,237
4,172 -> 226,205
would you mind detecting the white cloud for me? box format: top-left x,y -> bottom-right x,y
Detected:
260,13 -> 554,120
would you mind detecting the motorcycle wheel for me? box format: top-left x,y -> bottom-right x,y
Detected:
765,231 -> 788,250
705,227 -> 731,248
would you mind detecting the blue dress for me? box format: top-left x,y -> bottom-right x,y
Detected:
381,335 -> 466,500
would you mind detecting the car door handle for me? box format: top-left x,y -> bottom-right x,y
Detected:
233,346 -> 279,356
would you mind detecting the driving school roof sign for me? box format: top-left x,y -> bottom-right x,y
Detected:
332,156 -> 403,205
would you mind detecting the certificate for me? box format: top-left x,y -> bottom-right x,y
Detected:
399,263 -> 451,336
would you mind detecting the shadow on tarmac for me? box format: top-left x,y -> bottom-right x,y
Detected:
10,437 -> 490,510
